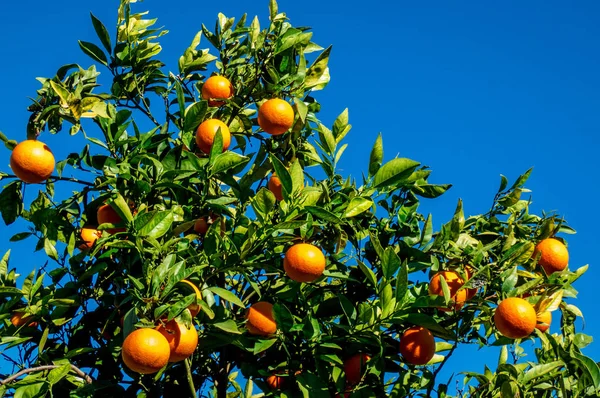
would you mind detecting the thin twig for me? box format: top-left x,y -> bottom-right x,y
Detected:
3,174 -> 95,187
185,358 -> 196,397
426,335 -> 460,396
0,364 -> 93,386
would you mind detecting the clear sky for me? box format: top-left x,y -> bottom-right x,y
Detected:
0,0 -> 598,393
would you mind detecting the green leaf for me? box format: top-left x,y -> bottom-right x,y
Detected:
0,250 -> 10,278
252,188 -> 276,219
289,159 -> 304,195
303,206 -> 340,223
269,0 -> 278,20
183,101 -> 208,133
574,333 -> 593,349
0,181 -> 23,225
382,247 -> 401,280
571,351 -> 600,390
47,363 -> 72,385
44,239 -> 59,261
344,197 -> 373,218
369,133 -> 383,177
110,194 -> 134,222
211,152 -> 249,176
269,155 -> 292,199
213,320 -> 242,334
13,381 -> 46,398
372,158 -> 421,189
395,261 -> 408,303
521,361 -> 564,384
90,13 -> 112,52
252,338 -> 277,354
305,46 -> 331,91
412,184 -> 452,199
137,211 -> 174,239
78,40 -> 108,66
332,108 -> 351,143
207,287 -> 244,308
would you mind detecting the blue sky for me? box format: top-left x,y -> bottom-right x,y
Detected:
0,0 -> 598,393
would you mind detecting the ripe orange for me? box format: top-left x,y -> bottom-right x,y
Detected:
283,243 -> 326,283
265,374 -> 285,389
343,353 -> 371,386
398,326 -> 435,365
195,119 -> 231,154
157,319 -> 199,362
79,227 -> 102,251
258,98 -> 294,136
536,311 -> 552,333
201,75 -> 234,107
121,328 -> 170,374
533,238 -> 569,275
245,301 -> 277,336
178,280 -> 202,317
97,204 -> 126,234
194,217 -> 210,235
494,297 -> 537,339
10,140 -> 55,183
268,174 -> 284,201
428,270 -> 468,311
10,312 -> 38,328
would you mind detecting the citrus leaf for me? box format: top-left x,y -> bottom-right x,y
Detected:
208,287 -> 244,308
137,211 -> 174,239
214,320 -> 242,334
372,158 -> 420,189
344,197 -> 373,218
368,133 -> 383,177
78,40 -> 108,66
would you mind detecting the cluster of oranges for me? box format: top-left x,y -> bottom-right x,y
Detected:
193,75 -> 294,156
121,280 -> 203,374
426,237 -> 568,341
493,237 -> 568,339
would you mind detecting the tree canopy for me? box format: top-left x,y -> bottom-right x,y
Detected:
0,1 -> 597,397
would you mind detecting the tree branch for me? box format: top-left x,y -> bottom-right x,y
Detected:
426,339 -> 459,397
0,364 -> 93,386
3,174 -> 95,187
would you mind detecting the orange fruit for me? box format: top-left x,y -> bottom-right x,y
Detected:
268,174 -> 284,201
178,280 -> 202,317
156,319 -> 199,362
343,353 -> 371,386
10,312 -> 38,328
121,328 -> 170,374
398,326 -> 435,365
265,374 -> 285,389
428,270 -> 468,311
283,243 -> 326,283
194,217 -> 210,235
195,119 -> 231,154
536,311 -> 552,333
79,227 -> 102,251
533,238 -> 569,275
245,301 -> 277,336
494,297 -> 537,339
10,140 -> 55,183
201,75 -> 234,107
97,204 -> 126,234
258,98 -> 294,136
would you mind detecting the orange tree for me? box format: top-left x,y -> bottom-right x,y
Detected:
0,1 -> 597,397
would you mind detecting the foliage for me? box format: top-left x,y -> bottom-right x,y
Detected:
0,1 -> 597,397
